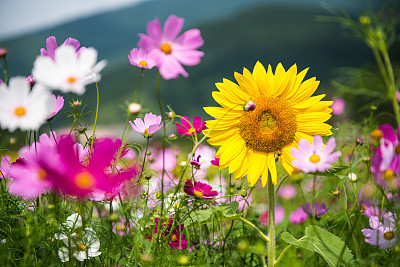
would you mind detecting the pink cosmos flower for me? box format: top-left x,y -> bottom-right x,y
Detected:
370,124 -> 400,186
0,155 -> 11,178
361,201 -> 381,217
362,212 -> 398,249
128,48 -> 158,69
260,205 -> 285,225
190,145 -> 216,179
211,157 -> 219,166
330,97 -> 345,115
154,216 -> 188,250
129,112 -> 163,138
26,75 -> 35,87
8,145 -> 55,199
184,180 -> 218,199
176,116 -> 206,136
0,79 -> 3,85
41,36 -> 86,60
138,14 -> 204,80
113,219 -> 134,236
47,95 -> 64,119
290,207 -> 308,224
149,147 -> 177,180
277,185 -> 297,200
291,135 -> 341,173
41,136 -> 138,197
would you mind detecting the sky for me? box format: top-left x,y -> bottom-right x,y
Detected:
0,0 -> 147,41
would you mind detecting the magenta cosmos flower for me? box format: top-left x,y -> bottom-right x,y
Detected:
184,180 -> 218,199
138,14 -> 204,80
129,112 -> 163,138
277,185 -> 297,200
370,124 -> 400,185
41,36 -> 86,59
330,97 -> 345,115
47,94 -> 64,119
0,155 -> 11,178
362,212 -> 398,249
291,135 -> 341,173
155,216 -> 188,250
41,136 -> 138,197
176,116 -> 206,136
128,48 -> 158,69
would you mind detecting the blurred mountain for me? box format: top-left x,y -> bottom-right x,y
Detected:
1,0 -> 373,126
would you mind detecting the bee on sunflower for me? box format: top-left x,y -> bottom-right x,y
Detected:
204,62 -> 333,187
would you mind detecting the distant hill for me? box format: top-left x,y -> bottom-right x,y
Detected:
1,1 -> 373,126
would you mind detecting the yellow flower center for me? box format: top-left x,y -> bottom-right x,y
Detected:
309,155 -> 320,163
383,169 -> 395,181
160,43 -> 172,54
188,128 -> 195,135
74,171 -> 95,189
170,234 -> 177,242
384,231 -> 395,240
395,144 -> 400,155
139,60 -> 148,67
174,202 -> 180,209
14,107 -> 26,117
78,243 -> 86,250
193,190 -> 204,198
37,168 -> 47,180
238,96 -> 297,153
67,76 -> 77,84
371,129 -> 383,140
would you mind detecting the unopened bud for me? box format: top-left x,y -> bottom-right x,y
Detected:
332,189 -> 340,197
128,103 -> 141,115
290,168 -> 304,183
9,138 -> 16,145
240,189 -> 247,198
370,105 -> 377,111
229,188 -> 235,194
356,138 -> 363,145
168,111 -> 175,120
26,75 -> 35,87
147,155 -> 154,163
359,15 -> 371,25
362,157 -> 370,163
244,101 -> 256,111
144,174 -> 152,180
0,48 -> 7,58
168,133 -> 177,140
110,214 -> 119,221
72,100 -> 81,107
348,173 -> 357,182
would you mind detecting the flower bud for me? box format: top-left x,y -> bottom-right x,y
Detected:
348,173 -> 357,182
168,133 -> 177,140
0,48 -> 7,58
110,214 -> 119,221
240,189 -> 247,198
9,138 -> 16,145
26,75 -> 35,87
290,168 -> 304,183
128,103 -> 141,115
168,111 -> 175,120
359,15 -> 371,25
332,189 -> 340,197
356,138 -> 363,145
237,239 -> 249,251
244,101 -> 256,111
144,174 -> 152,180
72,100 -> 81,108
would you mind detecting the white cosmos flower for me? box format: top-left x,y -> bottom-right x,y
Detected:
0,77 -> 53,132
32,45 -> 107,95
58,227 -> 101,262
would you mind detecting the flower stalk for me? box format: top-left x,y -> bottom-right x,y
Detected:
268,175 -> 275,267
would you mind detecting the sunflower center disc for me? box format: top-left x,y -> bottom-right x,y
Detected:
239,96 -> 297,153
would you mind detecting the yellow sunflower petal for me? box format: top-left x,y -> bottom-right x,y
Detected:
252,61 -> 268,96
246,152 -> 267,187
267,153 -> 277,185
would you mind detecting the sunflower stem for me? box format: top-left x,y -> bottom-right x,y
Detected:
268,175 -> 275,267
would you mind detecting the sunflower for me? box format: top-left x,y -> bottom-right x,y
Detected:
203,62 -> 333,187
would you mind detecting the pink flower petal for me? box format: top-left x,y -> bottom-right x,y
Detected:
163,15 -> 184,41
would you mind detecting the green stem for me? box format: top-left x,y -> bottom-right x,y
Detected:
238,217 -> 269,243
91,82 -> 100,152
48,120 -> 58,145
381,49 -> 400,126
274,244 -> 293,265
268,175 -> 275,267
136,137 -> 150,197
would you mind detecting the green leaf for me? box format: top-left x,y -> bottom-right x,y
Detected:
183,201 -> 241,227
281,226 -> 353,267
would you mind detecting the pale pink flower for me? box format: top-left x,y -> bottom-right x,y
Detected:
138,14 -> 204,80
47,95 -> 64,119
128,48 -> 158,69
331,97 -> 345,115
277,185 -> 297,200
260,205 -> 285,225
291,135 -> 341,173
40,36 -> 86,60
290,207 -> 308,224
129,112 -> 163,138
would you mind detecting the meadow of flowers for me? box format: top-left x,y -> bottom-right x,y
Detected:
0,4 -> 400,267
